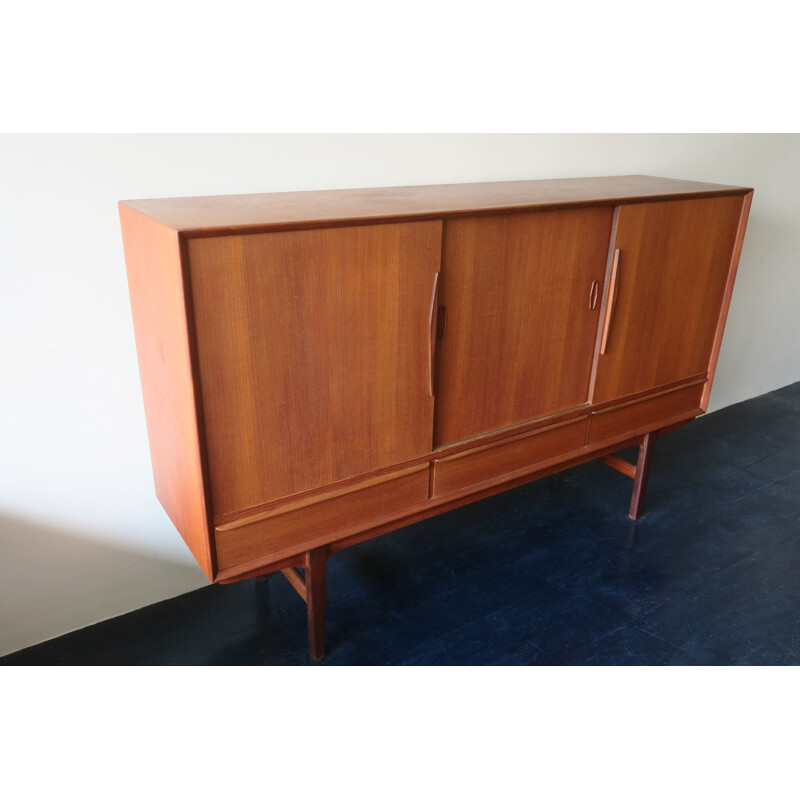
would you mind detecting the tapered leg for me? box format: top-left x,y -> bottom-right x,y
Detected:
629,432 -> 657,520
305,547 -> 328,660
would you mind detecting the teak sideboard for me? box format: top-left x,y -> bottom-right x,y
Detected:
119,175 -> 753,659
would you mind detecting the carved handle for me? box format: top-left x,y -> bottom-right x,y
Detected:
429,271 -> 440,396
589,280 -> 599,310
600,249 -> 621,355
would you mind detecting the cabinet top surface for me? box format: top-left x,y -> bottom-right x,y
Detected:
120,175 -> 752,236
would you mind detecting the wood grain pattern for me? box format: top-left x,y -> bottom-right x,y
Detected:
433,418 -> 587,497
120,175 -> 750,236
216,464 -> 429,531
188,222 -> 441,517
213,382 -> 705,580
214,465 -> 430,572
210,372 -> 705,530
214,431 -> 650,582
591,195 -> 746,403
434,207 -> 613,445
119,204 -> 215,580
212,402 -> 705,584
588,381 -> 704,444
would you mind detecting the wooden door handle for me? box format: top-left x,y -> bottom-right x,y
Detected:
428,271 -> 440,396
600,248 -> 621,355
589,280 -> 599,310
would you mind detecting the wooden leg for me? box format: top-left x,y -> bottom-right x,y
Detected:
305,547 -> 328,661
600,430 -> 659,520
629,431 -> 657,520
266,547 -> 329,660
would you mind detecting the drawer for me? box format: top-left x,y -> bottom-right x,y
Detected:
433,417 -> 588,498
215,464 -> 430,573
588,382 -> 705,444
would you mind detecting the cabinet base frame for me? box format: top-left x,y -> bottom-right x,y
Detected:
272,548 -> 328,660
600,432 -> 657,520
224,422 -> 691,660
600,421 -> 688,520
246,548 -> 329,660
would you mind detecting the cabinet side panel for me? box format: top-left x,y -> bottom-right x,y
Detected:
119,204 -> 214,580
701,190 -> 754,409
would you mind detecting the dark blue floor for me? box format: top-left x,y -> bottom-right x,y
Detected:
4,381 -> 800,666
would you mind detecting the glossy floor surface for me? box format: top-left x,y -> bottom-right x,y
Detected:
4,382 -> 800,666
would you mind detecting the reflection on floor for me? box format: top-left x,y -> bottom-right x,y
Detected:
3,382 -> 800,666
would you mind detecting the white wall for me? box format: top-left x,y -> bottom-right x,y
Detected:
1,134 -> 798,657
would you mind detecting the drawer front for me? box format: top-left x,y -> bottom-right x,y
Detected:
588,382 -> 705,444
214,465 -> 430,572
433,417 -> 588,498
